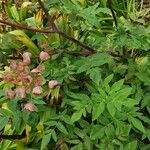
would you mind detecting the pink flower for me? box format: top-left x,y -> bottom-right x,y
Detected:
34,77 -> 46,86
12,76 -> 22,84
39,51 -> 50,61
10,61 -> 17,70
22,52 -> 32,65
23,52 -> 32,59
15,87 -> 26,98
24,103 -> 36,112
48,80 -> 58,89
31,65 -> 45,74
5,90 -> 16,99
32,86 -> 42,95
23,75 -> 33,83
31,68 -> 40,73
22,58 -> 31,66
2,73 -> 13,82
16,62 -> 24,72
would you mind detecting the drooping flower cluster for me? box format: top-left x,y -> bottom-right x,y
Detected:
3,51 -> 51,99
2,51 -> 59,111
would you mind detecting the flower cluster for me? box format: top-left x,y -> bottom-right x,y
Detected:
3,51 -> 58,100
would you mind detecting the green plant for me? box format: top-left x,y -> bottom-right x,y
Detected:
0,0 -> 150,149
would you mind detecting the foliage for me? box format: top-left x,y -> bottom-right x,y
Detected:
0,0 -> 150,150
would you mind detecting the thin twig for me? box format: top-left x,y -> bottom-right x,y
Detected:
0,19 -> 56,33
0,19 -> 95,52
57,31 -> 95,52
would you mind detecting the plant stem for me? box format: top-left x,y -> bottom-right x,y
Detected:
107,0 -> 118,27
0,19 -> 95,52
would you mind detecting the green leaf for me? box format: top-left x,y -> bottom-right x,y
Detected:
114,88 -> 132,101
107,102 -> 116,117
7,97 -> 19,112
45,0 -> 60,4
61,0 -> 80,13
77,53 -> 113,73
136,72 -> 150,86
129,117 -> 145,133
109,79 -> 124,95
56,122 -> 68,135
71,110 -> 83,122
12,111 -> 22,131
84,137 -> 92,150
31,98 -> 46,105
51,129 -> 57,142
90,126 -> 105,140
105,124 -> 115,138
123,98 -> 138,107
77,63 -> 91,73
78,3 -> 99,26
98,88 -> 107,98
103,74 -> 114,92
0,90 -> 6,102
117,124 -> 131,137
0,116 -> 9,130
22,110 -> 39,127
40,133 -> 51,150
74,128 -> 85,139
10,6 -> 20,22
67,92 -> 90,101
9,30 -> 40,56
90,53 -> 113,67
92,101 -> 105,121
98,8 -> 111,14
114,102 -> 122,111
89,67 -> 101,84
124,140 -> 137,150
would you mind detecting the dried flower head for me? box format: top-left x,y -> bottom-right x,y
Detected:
32,86 -> 43,95
22,52 -> 32,65
31,65 -> 45,74
16,62 -> 24,72
15,87 -> 26,98
39,51 -> 50,61
5,90 -> 16,99
48,80 -> 58,89
23,52 -> 32,59
24,103 -> 36,112
22,58 -> 31,66
10,60 -> 17,70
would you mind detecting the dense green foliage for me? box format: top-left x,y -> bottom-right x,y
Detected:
0,0 -> 150,149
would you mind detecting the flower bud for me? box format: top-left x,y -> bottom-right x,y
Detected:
10,61 -> 17,70
22,58 -> 31,66
16,62 -> 24,72
2,74 -> 13,82
15,87 -> 26,98
31,65 -> 45,74
23,75 -> 33,83
22,52 -> 32,65
24,103 -> 36,112
32,86 -> 42,95
5,90 -> 16,99
39,51 -> 50,61
48,80 -> 58,89
23,52 -> 32,59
